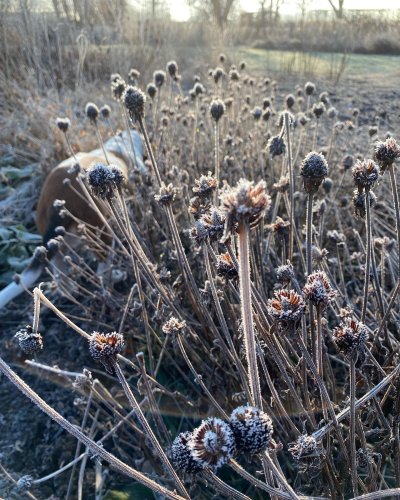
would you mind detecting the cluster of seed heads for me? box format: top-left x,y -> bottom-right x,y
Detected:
87,163 -> 125,199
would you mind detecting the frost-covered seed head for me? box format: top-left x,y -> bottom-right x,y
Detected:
289,434 -> 324,471
100,105 -> 111,119
353,189 -> 377,219
303,271 -> 337,308
166,60 -> 178,77
275,262 -> 294,284
56,117 -> 70,133
189,417 -> 236,471
216,252 -> 238,280
191,209 -> 225,244
267,289 -> 305,325
87,163 -> 124,199
267,135 -> 286,158
154,183 -> 176,205
146,83 -> 157,99
210,99 -> 225,122
312,102 -> 325,118
85,102 -> 99,122
352,159 -> 379,190
16,475 -> 34,492
162,317 -> 186,336
333,317 -> 368,356
128,68 -> 140,82
153,70 -> 166,87
374,137 -> 400,173
285,94 -> 295,109
304,81 -> 316,96
170,432 -> 202,474
123,85 -> 146,121
300,152 -> 328,194
193,172 -> 218,198
88,332 -> 124,373
230,406 -> 273,454
15,326 -> 43,355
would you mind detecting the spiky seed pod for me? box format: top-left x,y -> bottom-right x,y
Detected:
286,94 -> 295,109
123,85 -> 146,121
166,60 -> 178,78
300,151 -> 328,194
88,332 -> 124,374
56,117 -> 71,133
353,189 -> 377,218
229,405 -> 273,454
85,102 -> 99,122
15,326 -> 43,355
312,101 -> 325,119
267,289 -> 305,326
275,262 -> 295,284
100,105 -> 111,119
209,99 -> 225,122
304,81 -> 316,95
267,135 -> 286,158
153,70 -> 166,87
154,183 -> 176,205
216,252 -> 238,280
146,83 -> 157,99
189,417 -> 236,471
374,137 -> 400,173
128,68 -> 140,82
170,432 -> 202,474
162,317 -> 187,336
333,318 -> 368,356
352,159 -> 379,190
303,271 -> 337,309
193,172 -> 218,198
289,434 -> 324,471
87,163 -> 123,199
220,179 -> 271,239
191,209 -> 225,244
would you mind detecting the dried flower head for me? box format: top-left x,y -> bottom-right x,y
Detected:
289,434 -> 324,471
213,67 -> 225,83
209,99 -> 225,122
153,70 -> 166,87
189,417 -> 236,471
285,94 -> 295,109
16,475 -> 34,492
220,179 -> 271,239
342,154 -> 354,170
192,209 -> 225,243
353,189 -> 377,218
123,85 -> 146,121
100,105 -> 111,119
162,317 -> 186,336
300,152 -> 328,194
229,69 -> 240,81
88,332 -> 124,373
312,102 -> 325,119
87,163 -> 124,199
56,117 -> 71,133
368,125 -> 378,137
374,137 -> 400,173
85,102 -> 99,122
111,75 -> 126,101
252,106 -> 262,120
216,252 -> 238,280
303,271 -> 337,308
267,135 -> 286,158
304,81 -> 316,96
170,432 -> 202,474
128,68 -> 140,82
189,196 -> 211,220
333,317 -> 368,356
146,83 -> 157,99
267,289 -> 305,326
15,325 -> 43,355
193,172 -> 218,198
275,262 -> 295,284
229,405 -> 273,454
352,159 -> 379,190
154,183 -> 176,205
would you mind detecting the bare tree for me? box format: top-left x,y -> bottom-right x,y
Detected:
187,0 -> 237,32
328,0 -> 345,19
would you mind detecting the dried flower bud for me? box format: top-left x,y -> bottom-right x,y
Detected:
342,154 -> 354,170
333,317 -> 368,356
193,172 -> 217,198
123,85 -> 146,121
56,117 -> 71,133
352,159 -> 379,190
304,81 -> 316,96
267,135 -> 286,158
213,67 -> 225,83
300,152 -> 328,194
155,183 -> 176,205
303,271 -> 337,308
273,175 -> 290,193
216,252 -> 238,280
189,417 -> 236,471
374,137 -> 400,173
162,317 -> 186,336
189,196 -> 211,220
170,432 -> 202,474
192,209 -> 225,243
229,406 -> 273,454
88,332 -> 124,373
111,78 -> 126,101
15,326 -> 43,355
275,262 -> 294,284
267,289 -> 305,326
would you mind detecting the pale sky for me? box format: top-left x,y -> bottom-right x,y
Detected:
169,0 -> 400,21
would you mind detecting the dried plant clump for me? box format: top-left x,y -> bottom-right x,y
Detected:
192,172 -> 218,198
289,435 -> 324,471
192,209 -> 226,243
154,183 -> 176,205
162,317 -> 186,336
189,417 -> 236,471
267,135 -> 286,158
88,331 -> 124,373
229,405 -> 273,454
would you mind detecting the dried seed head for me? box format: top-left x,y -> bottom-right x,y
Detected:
333,317 -> 368,356
289,434 -> 324,471
303,271 -> 337,308
209,99 -> 225,122
352,159 -> 379,190
88,331 -> 124,373
16,475 -> 34,492
189,196 -> 211,220
189,417 -> 236,471
273,175 -> 290,193
312,102 -> 325,118
220,179 -> 271,238
262,108 -> 271,122
229,69 -> 240,81
146,83 -> 157,99
272,216 -> 291,239
216,252 -> 238,280
15,325 -> 43,355
85,102 -> 99,122
353,189 -> 376,219
300,151 -> 328,194
275,262 -> 295,284
166,60 -> 178,78
192,209 -> 225,244
153,70 -> 166,87
267,135 -> 286,158
170,432 -> 202,474
285,94 -> 295,109
304,81 -> 316,96
193,172 -> 218,198
87,163 -> 125,199
213,67 -> 225,83
128,68 -> 140,82
322,177 -> 333,194
56,117 -> 71,133
267,289 -> 305,325
229,405 -> 273,454
123,85 -> 146,121
369,125 -> 378,137
374,137 -> 400,172
252,106 -> 262,120
327,106 -> 337,119
298,112 -> 310,126
342,154 -> 354,170
162,317 -> 186,336
319,91 -> 330,104
154,183 -> 176,205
